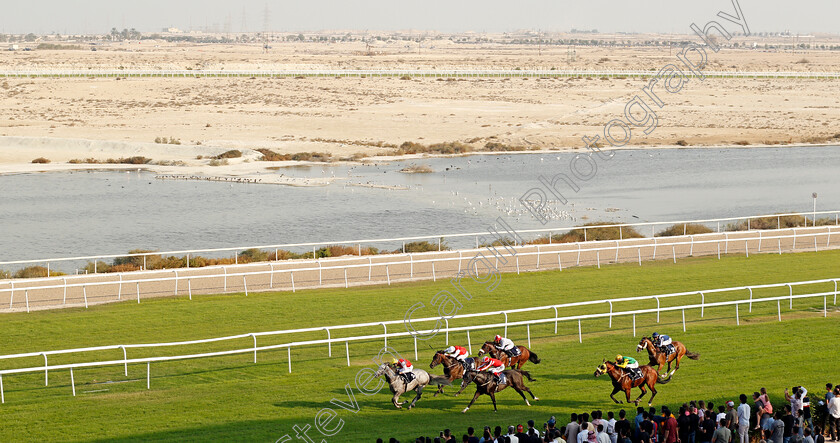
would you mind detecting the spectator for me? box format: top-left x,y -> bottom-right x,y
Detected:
813,426 -> 824,443
738,394 -> 752,443
689,403 -> 701,443
755,391 -> 775,431
462,436 -> 468,443
772,412 -> 786,443
592,412 -> 605,435
829,388 -> 840,442
615,410 -> 631,443
598,424 -> 611,443
791,427 -> 803,443
824,385 -> 836,431
803,428 -> 814,443
760,430 -> 771,443
716,406 -> 727,428
698,401 -> 707,422
712,419 -> 732,443
579,423 -> 591,443
468,428 -> 480,443
479,427 -> 493,443
528,420 -> 541,441
783,406 -> 795,443
567,414 -> 581,443
639,421 -> 652,443
607,412 -> 618,443
725,401 -> 739,438
700,406 -> 716,443
618,429 -> 632,443
516,425 -> 530,442
678,406 -> 692,443
636,407 -> 646,442
506,426 -> 520,443
661,407 -> 678,443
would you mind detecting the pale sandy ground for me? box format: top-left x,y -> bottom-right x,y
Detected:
2,227 -> 836,312
1,38 -> 840,182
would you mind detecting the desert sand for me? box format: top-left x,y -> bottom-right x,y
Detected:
2,35 -> 839,181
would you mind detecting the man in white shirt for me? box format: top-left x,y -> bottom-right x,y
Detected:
829,389 -> 840,442
597,424 -> 611,443
506,425 -> 520,443
579,422 -> 591,443
607,411 -> 618,443
738,394 -> 752,443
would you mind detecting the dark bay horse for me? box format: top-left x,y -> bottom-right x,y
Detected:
636,336 -> 700,378
460,369 -> 539,413
478,342 -> 541,369
594,360 -> 668,406
429,351 -> 475,396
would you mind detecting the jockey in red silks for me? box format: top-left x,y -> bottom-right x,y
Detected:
476,356 -> 506,384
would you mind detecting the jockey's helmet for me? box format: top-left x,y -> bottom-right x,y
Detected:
391,358 -> 398,364
494,335 -> 502,343
652,332 -> 659,338
616,354 -> 624,362
445,346 -> 455,353
483,356 -> 491,362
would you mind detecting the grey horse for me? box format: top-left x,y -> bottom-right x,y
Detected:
373,363 -> 450,410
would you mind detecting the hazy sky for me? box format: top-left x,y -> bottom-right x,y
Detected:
3,0 -> 837,35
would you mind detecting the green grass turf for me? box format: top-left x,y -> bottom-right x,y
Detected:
0,250 -> 839,442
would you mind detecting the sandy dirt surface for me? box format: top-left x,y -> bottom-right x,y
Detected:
1,38 -> 839,179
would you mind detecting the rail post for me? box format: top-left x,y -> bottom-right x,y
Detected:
778,238 -> 782,255
291,273 -> 295,293
43,353 -> 48,386
527,324 -> 531,348
243,276 -> 248,296
174,270 -> 178,295
745,239 -> 749,258
725,233 -> 729,254
633,314 -> 636,336
63,277 -> 67,305
381,323 -> 388,348
516,256 -> 520,274
672,246 -> 676,263
536,245 -> 540,269
325,328 -> 332,356
608,301 -> 614,328
834,279 -> 838,305
690,236 -> 694,256
386,265 -> 391,285
432,262 -> 436,281
682,309 -> 686,332
615,241 -> 619,263
736,303 -> 740,325
414,336 -> 418,360
558,253 -> 563,270
25,290 -> 29,313
638,248 -> 642,265
345,341 -> 350,366
748,288 -> 753,312
700,292 -> 705,317
503,312 -> 509,336
121,346 -> 128,376
8,282 -> 13,309
223,267 -> 228,292
787,283 -> 793,309
655,297 -> 661,322
553,307 -> 559,334
578,319 -> 582,343
777,300 -> 781,321
251,334 -> 257,363
597,251 -> 600,268
344,269 -> 348,288
136,282 -> 140,303
467,330 -> 472,354
717,241 -> 721,259
758,231 -> 762,251
269,263 -> 274,288
288,348 -> 292,373
368,258 -> 372,282
445,318 -> 449,345
319,261 -> 323,286
147,363 -> 150,390
1,375 -> 4,403
410,254 -> 414,277
118,274 -> 122,300
653,239 -> 657,259
83,285 -> 88,308
71,368 -> 76,396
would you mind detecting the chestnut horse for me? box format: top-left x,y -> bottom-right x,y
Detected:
460,369 -> 539,413
594,360 -> 668,406
477,342 -> 541,369
636,336 -> 700,377
429,351 -> 475,397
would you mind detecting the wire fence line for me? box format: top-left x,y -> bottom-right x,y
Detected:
2,68 -> 840,79
1,225 -> 837,313
0,276 -> 836,403
2,209 -> 838,274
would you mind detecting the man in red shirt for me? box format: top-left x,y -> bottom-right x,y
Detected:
476,356 -> 506,385
661,406 -> 678,443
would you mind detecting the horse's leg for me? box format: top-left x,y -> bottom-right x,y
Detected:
455,380 -> 468,397
462,391 -> 481,413
392,392 -> 402,409
671,353 -> 682,376
610,385 -> 623,404
521,384 -> 539,401
513,386 -> 532,406
624,386 -> 633,404
647,382 -> 658,406
408,386 -> 423,410
489,392 -> 498,412
634,384 -> 648,405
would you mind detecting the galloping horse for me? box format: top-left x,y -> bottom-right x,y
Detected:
477,342 -> 541,369
373,363 -> 450,410
429,351 -> 475,396
594,360 -> 668,406
636,337 -> 700,377
460,369 -> 539,413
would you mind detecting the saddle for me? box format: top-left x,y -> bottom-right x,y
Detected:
400,372 -> 416,384
461,357 -> 475,371
504,347 -> 521,357
661,344 -> 675,356
494,372 -> 507,386
626,368 -> 642,381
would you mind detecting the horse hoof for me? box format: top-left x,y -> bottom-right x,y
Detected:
534,397 -> 540,401
526,401 -> 531,406
462,408 -> 469,413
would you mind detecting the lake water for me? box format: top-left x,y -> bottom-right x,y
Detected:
1,146 -> 839,269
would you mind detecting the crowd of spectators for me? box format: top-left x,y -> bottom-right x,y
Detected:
376,384 -> 840,443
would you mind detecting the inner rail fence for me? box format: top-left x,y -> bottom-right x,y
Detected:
0,276 -> 836,403
1,226 -> 838,312
2,69 -> 840,80
2,209 -> 838,275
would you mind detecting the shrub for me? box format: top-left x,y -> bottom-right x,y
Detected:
656,223 -> 713,237
675,140 -> 689,146
215,150 -> 242,159
399,240 -> 447,253
0,269 -> 11,279
209,159 -> 229,166
13,266 -> 65,279
82,261 -> 111,274
256,148 -> 288,161
550,223 -> 644,243
31,157 -> 50,164
726,215 -> 808,231
114,250 -> 159,269
399,164 -> 433,173
238,248 -> 269,263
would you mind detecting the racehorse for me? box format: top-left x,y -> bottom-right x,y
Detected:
429,351 -> 475,397
636,336 -> 700,378
459,369 -> 539,413
373,363 -> 451,410
593,360 -> 668,406
477,342 -> 541,369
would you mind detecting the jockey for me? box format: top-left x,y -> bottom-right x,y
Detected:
443,345 -> 469,362
476,356 -> 506,384
392,358 -> 415,384
651,332 -> 672,352
493,335 -> 519,357
616,355 -> 641,379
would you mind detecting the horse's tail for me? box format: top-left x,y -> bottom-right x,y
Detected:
685,350 -> 700,360
528,350 -> 541,364
514,369 -> 536,382
429,376 -> 452,386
